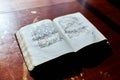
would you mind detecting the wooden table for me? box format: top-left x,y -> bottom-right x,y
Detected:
0,0 -> 120,80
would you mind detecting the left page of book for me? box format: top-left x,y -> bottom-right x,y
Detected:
16,19 -> 73,71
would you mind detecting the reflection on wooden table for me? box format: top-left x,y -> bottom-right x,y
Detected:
0,0 -> 120,80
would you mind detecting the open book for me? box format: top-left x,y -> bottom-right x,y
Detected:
16,12 -> 106,71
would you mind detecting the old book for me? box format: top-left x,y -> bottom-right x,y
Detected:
16,12 -> 112,80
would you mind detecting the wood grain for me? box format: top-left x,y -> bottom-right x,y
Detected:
0,0 -> 120,80
0,0 -> 75,12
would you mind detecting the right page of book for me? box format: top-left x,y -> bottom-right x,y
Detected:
53,12 -> 106,52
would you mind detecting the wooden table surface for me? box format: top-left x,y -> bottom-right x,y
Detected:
0,0 -> 120,80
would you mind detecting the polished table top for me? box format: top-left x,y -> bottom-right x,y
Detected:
0,0 -> 120,80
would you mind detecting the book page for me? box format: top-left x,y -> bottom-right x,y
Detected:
18,19 -> 73,69
53,12 -> 106,52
